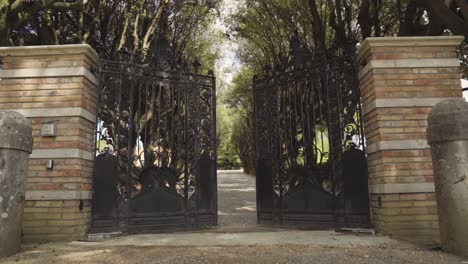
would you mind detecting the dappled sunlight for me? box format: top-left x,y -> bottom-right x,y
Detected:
221,187 -> 255,192
218,183 -> 248,188
218,211 -> 251,216
23,250 -> 51,254
235,205 -> 256,212
58,249 -> 113,260
218,211 -> 231,216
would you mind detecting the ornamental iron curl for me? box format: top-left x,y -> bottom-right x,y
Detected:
91,54 -> 217,233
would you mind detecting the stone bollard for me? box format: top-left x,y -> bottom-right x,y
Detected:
0,111 -> 33,258
427,98 -> 468,257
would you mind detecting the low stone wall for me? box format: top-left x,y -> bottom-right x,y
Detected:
0,45 -> 98,242
358,36 -> 464,244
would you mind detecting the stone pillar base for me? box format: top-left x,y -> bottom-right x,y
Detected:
22,200 -> 91,242
371,193 -> 439,244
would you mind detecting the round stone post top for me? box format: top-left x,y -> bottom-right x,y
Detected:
427,98 -> 468,145
0,111 -> 33,153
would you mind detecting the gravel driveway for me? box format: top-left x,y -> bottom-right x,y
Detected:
2,170 -> 467,264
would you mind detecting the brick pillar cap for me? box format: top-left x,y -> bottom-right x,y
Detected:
428,98 -> 468,144
0,111 -> 33,153
358,36 -> 465,62
0,44 -> 99,66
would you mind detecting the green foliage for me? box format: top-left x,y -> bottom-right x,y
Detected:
216,95 -> 242,169
217,142 -> 242,169
223,67 -> 254,110
172,2 -> 223,71
230,112 -> 255,174
458,41 -> 468,80
229,0 -> 313,71
97,139 -> 113,153
222,67 -> 255,174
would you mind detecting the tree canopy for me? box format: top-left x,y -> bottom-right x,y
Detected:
0,0 -> 221,67
230,0 -> 468,71
225,0 -> 468,173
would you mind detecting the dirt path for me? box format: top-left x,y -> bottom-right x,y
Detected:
216,170 -> 259,231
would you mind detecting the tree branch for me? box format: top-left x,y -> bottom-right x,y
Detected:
141,0 -> 170,59
424,0 -> 468,36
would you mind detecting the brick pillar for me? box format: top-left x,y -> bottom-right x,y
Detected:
0,45 -> 98,242
357,36 -> 464,244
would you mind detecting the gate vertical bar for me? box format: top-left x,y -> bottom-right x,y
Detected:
211,70 -> 218,225
193,65 -> 200,227
269,66 -> 282,224
326,56 -> 338,226
253,75 -> 259,223
184,72 -> 190,227
126,65 -> 136,230
117,63 -> 127,232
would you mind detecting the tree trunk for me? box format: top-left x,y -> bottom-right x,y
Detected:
308,0 -> 326,49
358,0 -> 372,39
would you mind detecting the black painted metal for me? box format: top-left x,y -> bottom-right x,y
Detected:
91,57 -> 217,234
253,41 -> 371,229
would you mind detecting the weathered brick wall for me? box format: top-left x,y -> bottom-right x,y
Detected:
0,45 -> 98,242
358,36 -> 464,244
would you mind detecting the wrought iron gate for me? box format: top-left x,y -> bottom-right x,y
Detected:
253,44 -> 371,228
91,59 -> 217,233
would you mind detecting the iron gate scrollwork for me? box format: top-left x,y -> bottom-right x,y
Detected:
253,41 -> 371,228
91,58 -> 217,233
